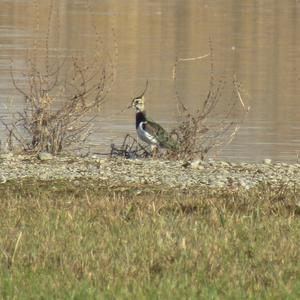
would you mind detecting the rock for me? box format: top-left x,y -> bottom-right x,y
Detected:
38,152 -> 54,161
263,158 -> 272,165
221,169 -> 230,174
218,161 -> 230,167
0,175 -> 7,183
191,160 -> 205,169
0,152 -> 13,160
0,141 -> 9,154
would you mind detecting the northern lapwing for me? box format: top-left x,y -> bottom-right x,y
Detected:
130,82 -> 178,151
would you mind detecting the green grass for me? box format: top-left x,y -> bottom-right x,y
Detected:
0,179 -> 299,299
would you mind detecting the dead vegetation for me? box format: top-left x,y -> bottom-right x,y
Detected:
110,134 -> 151,159
171,46 -> 250,160
1,0 -> 117,155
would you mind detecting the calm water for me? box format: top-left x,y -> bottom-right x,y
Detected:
0,0 -> 299,162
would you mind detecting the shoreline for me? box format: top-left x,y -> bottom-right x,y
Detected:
0,153 -> 299,190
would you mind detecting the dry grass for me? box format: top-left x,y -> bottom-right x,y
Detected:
0,179 -> 299,299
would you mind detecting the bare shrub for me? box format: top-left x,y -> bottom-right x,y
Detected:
1,0 -> 117,155
170,47 -> 250,160
110,134 -> 151,159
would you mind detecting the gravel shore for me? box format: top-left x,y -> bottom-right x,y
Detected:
0,153 -> 299,190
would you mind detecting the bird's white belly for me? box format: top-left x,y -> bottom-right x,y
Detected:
137,122 -> 158,145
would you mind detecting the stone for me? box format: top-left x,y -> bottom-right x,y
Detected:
0,175 -> 7,183
38,152 -> 54,161
0,141 -> 9,154
263,158 -> 272,165
218,161 -> 230,167
0,152 -> 13,160
191,160 -> 205,169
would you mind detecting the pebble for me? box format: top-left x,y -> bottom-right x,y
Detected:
0,154 -> 298,190
0,152 -> 13,160
191,160 -> 205,170
263,158 -> 272,165
0,175 -> 7,183
38,152 -> 54,161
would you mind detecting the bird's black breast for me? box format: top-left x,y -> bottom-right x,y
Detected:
136,111 -> 146,129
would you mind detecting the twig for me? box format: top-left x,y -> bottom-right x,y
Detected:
172,54 -> 210,80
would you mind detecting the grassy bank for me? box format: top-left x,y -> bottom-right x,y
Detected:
0,179 -> 299,299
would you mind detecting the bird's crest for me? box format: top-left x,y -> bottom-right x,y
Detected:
131,81 -> 149,112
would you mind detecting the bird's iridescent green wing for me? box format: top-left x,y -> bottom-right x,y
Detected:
144,120 -> 178,150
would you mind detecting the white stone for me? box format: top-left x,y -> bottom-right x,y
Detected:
191,160 -> 205,169
263,158 -> 272,165
38,152 -> 54,161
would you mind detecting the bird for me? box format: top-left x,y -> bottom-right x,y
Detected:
130,82 -> 178,151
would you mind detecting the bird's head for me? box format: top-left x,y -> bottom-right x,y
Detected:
131,96 -> 145,112
130,81 -> 148,112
